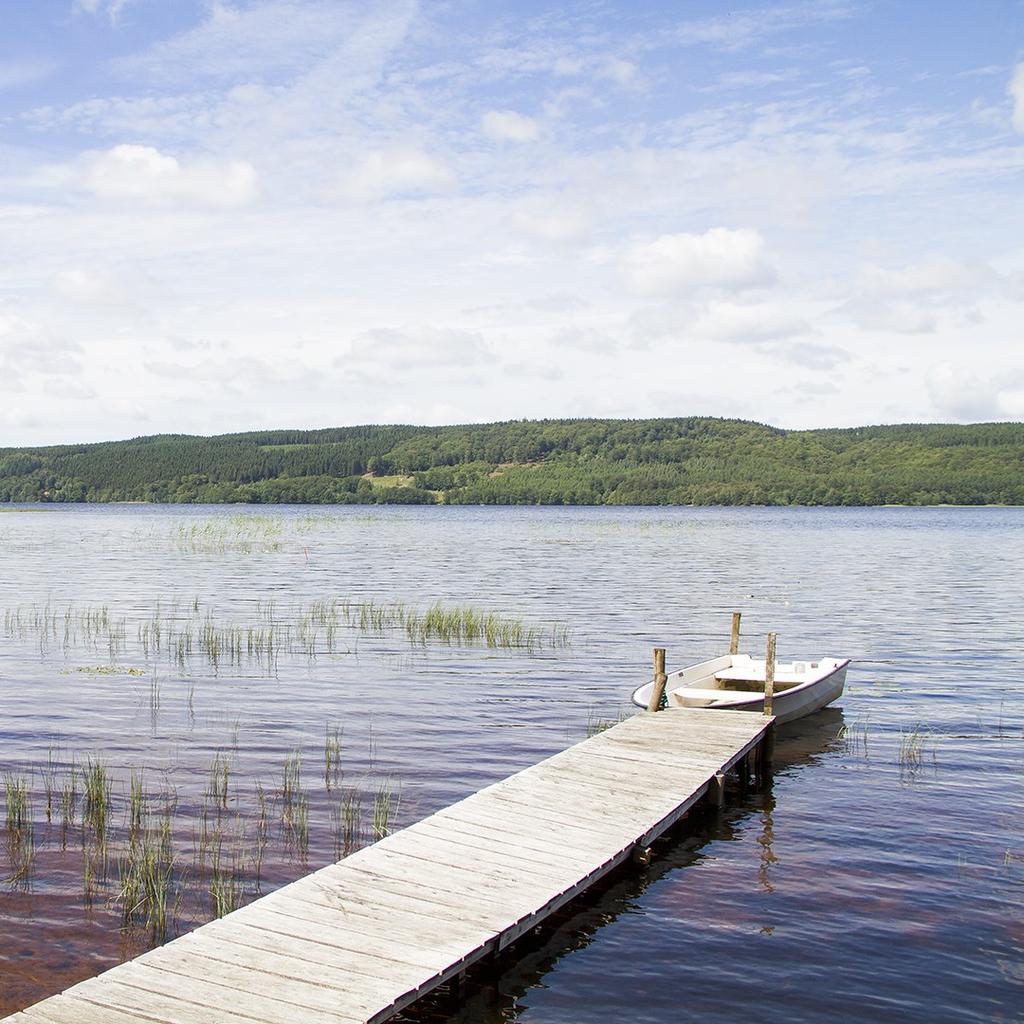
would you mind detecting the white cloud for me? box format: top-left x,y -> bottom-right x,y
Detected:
0,58 -> 58,90
1009,62 -> 1024,133
511,210 -> 589,245
45,378 -> 98,401
773,341 -> 850,371
0,313 -> 82,380
144,355 -> 315,394
927,364 -> 1006,421
344,147 -> 454,202
671,2 -> 857,51
843,300 -> 936,334
627,299 -> 809,348
836,255 -> 1016,336
621,228 -> 776,296
114,1 -> 417,88
599,58 -> 637,85
72,0 -> 138,22
710,69 -> 800,90
52,269 -> 125,304
549,326 -> 618,354
81,144 -> 258,206
348,326 -> 491,369
481,110 -> 539,142
691,300 -> 809,342
857,257 -> 995,296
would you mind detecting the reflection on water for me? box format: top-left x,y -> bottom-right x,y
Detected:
1,505 -> 1023,1023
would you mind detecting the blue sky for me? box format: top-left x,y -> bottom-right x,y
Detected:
1,0 -> 1023,444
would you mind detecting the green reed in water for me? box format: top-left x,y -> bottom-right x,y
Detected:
59,766 -> 78,848
838,716 -> 871,757
4,773 -> 30,833
5,722 -> 405,936
585,709 -> 631,737
128,770 -> 146,837
331,787 -> 363,860
898,722 -> 938,778
118,811 -> 177,940
207,752 -> 231,810
324,723 -> 343,790
280,752 -> 309,856
372,778 -> 399,841
3,594 -> 570,682
82,758 -> 112,841
3,774 -> 35,886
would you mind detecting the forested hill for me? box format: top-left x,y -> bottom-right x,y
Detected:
1,418 -> 1022,506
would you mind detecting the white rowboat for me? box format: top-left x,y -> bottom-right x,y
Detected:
631,653 -> 850,725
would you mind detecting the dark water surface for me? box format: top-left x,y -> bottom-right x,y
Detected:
0,505 -> 1022,1022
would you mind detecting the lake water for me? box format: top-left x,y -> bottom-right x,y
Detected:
0,504 -> 1022,1022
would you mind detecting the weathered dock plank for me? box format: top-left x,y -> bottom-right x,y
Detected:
8,708 -> 773,1024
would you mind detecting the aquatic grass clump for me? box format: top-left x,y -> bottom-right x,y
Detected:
74,665 -> 145,677
324,723 -> 343,790
209,841 -> 244,918
4,773 -> 36,885
898,723 -> 938,778
281,751 -> 309,856
4,773 -> 31,833
372,778 -> 399,841
59,767 -> 78,847
3,602 -> 128,658
82,758 -> 112,840
585,709 -> 631,737
128,770 -> 146,836
331,787 -> 363,859
166,515 -> 286,555
42,747 -> 59,823
253,781 -> 269,886
207,752 -> 231,810
838,717 -> 871,757
3,594 -> 570,682
402,602 -> 557,650
119,827 -> 177,939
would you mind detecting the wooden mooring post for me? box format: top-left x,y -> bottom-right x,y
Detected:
729,611 -> 741,655
758,631 -> 778,785
647,646 -> 668,712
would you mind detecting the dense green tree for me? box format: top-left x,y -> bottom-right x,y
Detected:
0,418 -> 1021,506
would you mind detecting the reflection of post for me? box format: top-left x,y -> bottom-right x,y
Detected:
757,792 -> 778,894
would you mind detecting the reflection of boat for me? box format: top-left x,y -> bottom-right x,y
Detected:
631,653 -> 850,725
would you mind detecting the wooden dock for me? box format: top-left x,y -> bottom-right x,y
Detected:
7,708 -> 773,1024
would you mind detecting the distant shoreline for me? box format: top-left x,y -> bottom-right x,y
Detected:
2,417 -> 1022,507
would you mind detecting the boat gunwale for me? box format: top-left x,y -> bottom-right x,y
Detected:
630,656 -> 851,710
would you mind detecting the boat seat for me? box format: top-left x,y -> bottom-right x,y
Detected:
672,687 -> 731,704
714,668 -> 804,685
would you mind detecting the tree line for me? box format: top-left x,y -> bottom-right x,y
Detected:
1,418 -> 1022,506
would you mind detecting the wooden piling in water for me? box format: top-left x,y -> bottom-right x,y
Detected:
764,632 -> 777,717
647,647 -> 668,712
759,723 -> 776,782
729,612 -> 742,655
708,771 -> 726,808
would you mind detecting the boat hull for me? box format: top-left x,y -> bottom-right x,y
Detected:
722,663 -> 847,724
631,658 -> 849,725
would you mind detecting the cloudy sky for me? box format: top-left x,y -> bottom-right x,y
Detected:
2,0 -> 1023,445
